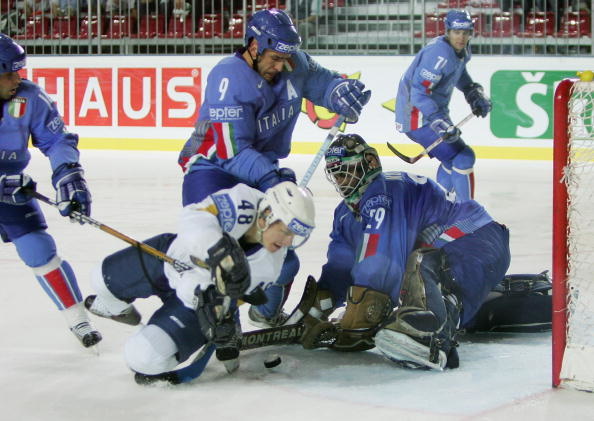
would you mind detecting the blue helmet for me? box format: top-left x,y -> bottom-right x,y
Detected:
444,10 -> 474,32
244,9 -> 301,55
0,33 -> 26,74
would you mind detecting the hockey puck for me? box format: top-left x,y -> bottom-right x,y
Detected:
264,354 -> 282,368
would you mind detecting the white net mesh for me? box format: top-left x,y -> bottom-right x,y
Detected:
560,81 -> 594,391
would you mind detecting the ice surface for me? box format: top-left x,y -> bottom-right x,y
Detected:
1,150 -> 592,420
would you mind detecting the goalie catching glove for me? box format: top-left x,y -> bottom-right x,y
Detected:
205,232 -> 251,300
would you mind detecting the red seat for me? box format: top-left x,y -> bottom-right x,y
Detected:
78,15 -> 105,38
196,14 -> 224,38
1,0 -> 15,13
415,13 -> 446,38
104,15 -> 135,39
556,11 -> 591,38
483,12 -> 521,37
167,13 -> 196,38
322,0 -> 345,8
246,0 -> 285,12
437,0 -> 469,8
222,14 -> 244,39
133,14 -> 166,38
517,11 -> 555,38
471,13 -> 486,37
14,16 -> 49,40
49,16 -> 79,39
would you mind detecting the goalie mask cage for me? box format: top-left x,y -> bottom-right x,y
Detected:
552,78 -> 594,391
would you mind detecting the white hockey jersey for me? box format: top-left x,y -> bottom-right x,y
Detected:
164,183 -> 287,308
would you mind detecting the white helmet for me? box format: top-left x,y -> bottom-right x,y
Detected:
257,181 -> 315,248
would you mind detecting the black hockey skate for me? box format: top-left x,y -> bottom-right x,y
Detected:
70,321 -> 103,348
85,295 -> 141,326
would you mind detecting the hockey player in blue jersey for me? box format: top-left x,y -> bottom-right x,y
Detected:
394,10 -> 492,201
84,182 -> 315,382
300,133 -> 510,370
178,8 -> 371,330
0,34 -> 101,348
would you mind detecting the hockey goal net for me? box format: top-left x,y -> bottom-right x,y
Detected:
552,77 -> 594,391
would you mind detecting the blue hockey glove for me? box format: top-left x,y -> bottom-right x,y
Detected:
428,114 -> 461,143
51,163 -> 92,219
257,167 -> 296,192
464,83 -> 491,118
327,79 -> 371,123
0,174 -> 36,205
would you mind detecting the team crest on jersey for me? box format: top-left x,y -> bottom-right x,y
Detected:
212,193 -> 237,232
8,97 -> 27,118
360,194 -> 392,218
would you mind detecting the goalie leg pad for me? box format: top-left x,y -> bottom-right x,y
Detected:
331,286 -> 393,352
389,248 -> 449,338
376,248 -> 461,369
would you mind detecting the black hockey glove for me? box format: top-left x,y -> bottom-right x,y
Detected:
206,232 -> 251,300
464,83 -> 492,118
195,285 -> 238,347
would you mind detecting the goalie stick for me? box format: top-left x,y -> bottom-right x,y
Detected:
387,112 -> 474,164
134,276 -> 318,385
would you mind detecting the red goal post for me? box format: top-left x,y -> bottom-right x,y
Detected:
552,77 -> 594,391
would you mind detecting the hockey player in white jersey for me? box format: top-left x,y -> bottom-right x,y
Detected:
84,181 -> 315,380
394,10 -> 492,201
0,34 -> 101,348
178,8 -> 371,329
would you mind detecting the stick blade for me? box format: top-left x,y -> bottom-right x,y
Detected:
386,142 -> 420,164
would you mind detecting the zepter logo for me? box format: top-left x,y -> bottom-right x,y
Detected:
288,218 -> 314,237
275,41 -> 299,53
451,21 -> 472,29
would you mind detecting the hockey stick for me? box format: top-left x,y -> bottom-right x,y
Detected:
299,115 -> 346,188
30,191 -> 197,273
386,112 -> 475,164
135,276 -> 318,384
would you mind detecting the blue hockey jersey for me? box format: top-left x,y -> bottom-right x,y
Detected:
394,36 -> 474,133
178,49 -> 342,187
0,79 -> 79,176
318,171 -> 493,305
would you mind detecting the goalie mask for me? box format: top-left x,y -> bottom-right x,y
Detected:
324,134 -> 381,211
257,181 -> 315,249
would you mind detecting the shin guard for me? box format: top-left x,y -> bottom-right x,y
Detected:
33,256 -> 82,310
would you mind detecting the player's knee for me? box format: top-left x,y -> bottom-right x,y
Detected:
12,230 -> 57,267
452,145 -> 475,171
124,324 -> 179,375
